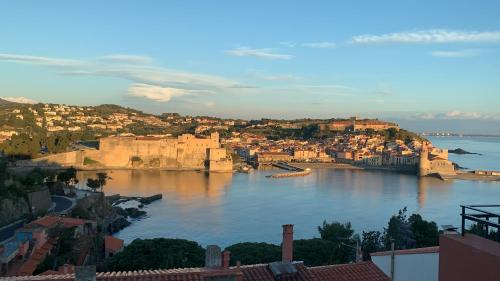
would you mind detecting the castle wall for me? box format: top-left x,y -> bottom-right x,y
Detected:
31,150 -> 87,167
419,145 -> 456,176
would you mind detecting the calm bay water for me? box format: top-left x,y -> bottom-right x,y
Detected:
76,136 -> 500,247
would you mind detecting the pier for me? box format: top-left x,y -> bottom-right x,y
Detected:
269,162 -> 311,178
107,194 -> 163,205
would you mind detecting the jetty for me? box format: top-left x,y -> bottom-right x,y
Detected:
268,162 -> 311,178
107,193 -> 163,205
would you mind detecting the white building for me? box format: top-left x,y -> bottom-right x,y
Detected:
371,246 -> 439,281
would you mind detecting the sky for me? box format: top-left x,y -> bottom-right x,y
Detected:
1,1 -> 500,133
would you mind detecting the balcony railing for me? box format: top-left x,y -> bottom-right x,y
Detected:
461,204 -> 500,242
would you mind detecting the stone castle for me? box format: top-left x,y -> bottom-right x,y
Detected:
319,117 -> 399,132
418,142 -> 456,177
30,132 -> 233,172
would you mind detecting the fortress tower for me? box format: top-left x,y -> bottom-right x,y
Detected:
419,142 -> 431,176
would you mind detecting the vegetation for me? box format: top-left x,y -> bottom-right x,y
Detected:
106,238 -> 205,271
382,128 -> 427,143
86,172 -> 110,192
468,223 -> 499,241
370,207 -> 439,257
83,157 -> 99,165
74,206 -> 444,271
227,242 -> 281,265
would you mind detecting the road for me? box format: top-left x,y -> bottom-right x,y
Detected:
51,195 -> 74,214
0,220 -> 25,244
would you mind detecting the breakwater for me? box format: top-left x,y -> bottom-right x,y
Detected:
270,170 -> 311,178
268,162 -> 311,178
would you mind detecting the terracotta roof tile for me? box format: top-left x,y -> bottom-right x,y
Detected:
7,261 -> 389,281
309,261 -> 389,281
104,235 -> 124,252
29,216 -> 60,228
17,241 -> 55,276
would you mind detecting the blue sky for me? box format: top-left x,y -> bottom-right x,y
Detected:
1,1 -> 500,133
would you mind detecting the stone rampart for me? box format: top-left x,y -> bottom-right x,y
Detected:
26,133 -> 232,171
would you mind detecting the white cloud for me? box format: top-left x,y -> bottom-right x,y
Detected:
413,111 -> 500,120
99,54 -> 153,65
205,101 -> 216,108
351,29 -> 500,44
413,113 -> 436,120
430,49 -> 482,58
0,53 -> 83,68
0,52 -> 250,103
225,47 -> 294,60
1,96 -> 38,104
127,83 -> 193,102
302,42 -> 336,48
248,70 -> 301,82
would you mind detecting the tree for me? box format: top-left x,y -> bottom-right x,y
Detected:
294,239 -> 339,266
316,221 -> 357,263
226,242 -> 281,265
408,214 -> 439,247
361,231 -> 383,261
86,178 -> 101,192
468,223 -> 499,241
106,238 -> 204,271
383,207 -> 415,250
318,221 -> 354,242
86,172 -> 109,192
96,172 -> 110,190
387,128 -> 398,140
57,167 -> 78,186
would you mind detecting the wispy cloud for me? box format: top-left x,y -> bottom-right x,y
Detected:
430,49 -> 482,58
0,53 -> 249,103
0,53 -> 83,68
301,42 -> 336,48
225,47 -> 294,60
248,70 -> 301,82
127,83 -> 196,102
279,42 -> 297,48
413,111 -> 500,120
99,54 -> 153,65
1,96 -> 38,104
351,29 -> 500,44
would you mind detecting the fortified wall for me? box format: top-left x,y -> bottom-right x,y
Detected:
29,133 -> 233,172
419,143 -> 456,177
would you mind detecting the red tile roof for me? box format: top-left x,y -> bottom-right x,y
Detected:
371,246 -> 439,257
104,235 -> 124,253
17,239 -> 57,276
5,262 -> 389,281
27,216 -> 91,230
238,263 -> 318,281
29,216 -> 60,228
309,262 -> 389,281
59,218 -> 87,228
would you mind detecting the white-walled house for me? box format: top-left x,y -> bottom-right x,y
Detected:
371,246 -> 439,281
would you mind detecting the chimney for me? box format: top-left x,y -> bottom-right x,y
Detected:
205,245 -> 222,268
222,251 -> 231,268
282,224 -> 294,263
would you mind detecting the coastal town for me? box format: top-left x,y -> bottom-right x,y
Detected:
0,101 -> 461,176
1,100 -> 500,281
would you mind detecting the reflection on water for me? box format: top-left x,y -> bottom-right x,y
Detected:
78,170 -> 233,203
76,168 -> 500,247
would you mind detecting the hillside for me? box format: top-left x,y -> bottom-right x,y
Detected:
0,98 -> 17,107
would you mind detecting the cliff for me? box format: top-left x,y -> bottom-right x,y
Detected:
0,188 -> 52,227
0,197 -> 30,227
